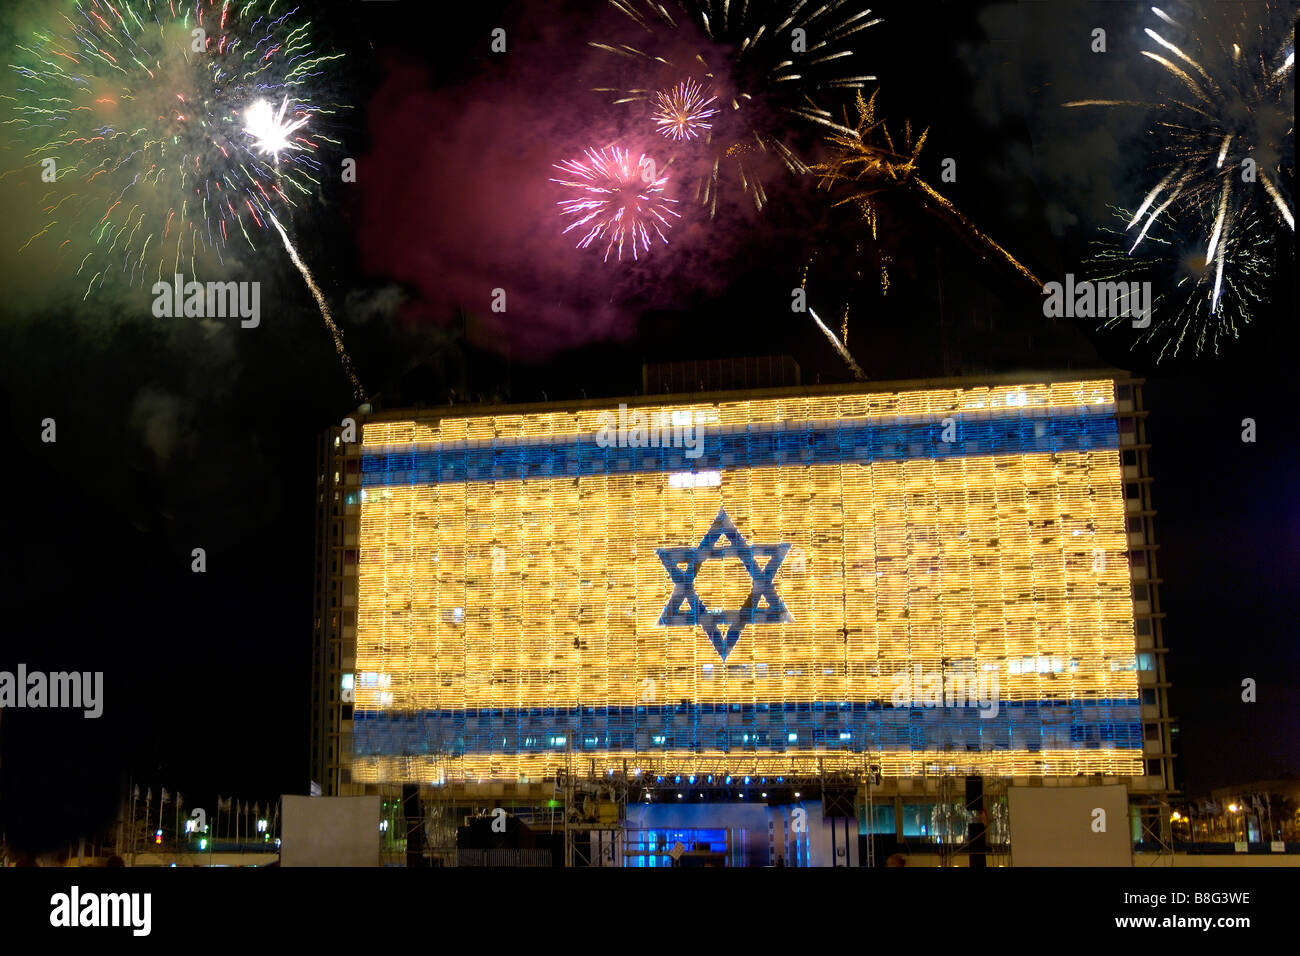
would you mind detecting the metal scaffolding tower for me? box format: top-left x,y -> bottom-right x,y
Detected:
559,752 -> 629,867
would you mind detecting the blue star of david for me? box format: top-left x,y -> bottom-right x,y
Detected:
657,508 -> 793,661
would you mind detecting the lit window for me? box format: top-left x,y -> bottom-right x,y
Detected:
668,470 -> 722,489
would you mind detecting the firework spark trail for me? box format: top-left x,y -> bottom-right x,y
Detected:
592,0 -> 883,216
1062,1 -> 1294,346
910,178 -> 1041,287
800,256 -> 866,380
551,146 -> 680,262
808,306 -> 866,380
268,212 -> 364,399
1260,171 -> 1295,229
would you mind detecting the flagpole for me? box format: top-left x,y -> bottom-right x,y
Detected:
136,790 -> 148,867
126,784 -> 136,864
123,779 -> 133,859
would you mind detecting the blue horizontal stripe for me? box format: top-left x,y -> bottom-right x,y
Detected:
361,409 -> 1118,486
352,699 -> 1142,756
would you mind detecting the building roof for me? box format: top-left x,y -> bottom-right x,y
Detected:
349,367 -> 1141,425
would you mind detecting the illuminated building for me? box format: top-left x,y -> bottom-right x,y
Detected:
310,371 -> 1174,863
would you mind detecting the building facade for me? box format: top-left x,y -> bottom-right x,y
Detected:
310,371 -> 1175,862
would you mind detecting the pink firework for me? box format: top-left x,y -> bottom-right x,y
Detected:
651,79 -> 719,142
550,147 -> 680,262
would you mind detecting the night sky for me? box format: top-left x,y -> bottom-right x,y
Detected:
0,0 -> 1294,853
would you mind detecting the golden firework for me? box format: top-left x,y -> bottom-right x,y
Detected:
813,90 -> 1041,289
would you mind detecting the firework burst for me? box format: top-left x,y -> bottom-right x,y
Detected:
651,78 -> 718,141
6,0 -> 345,289
813,90 -> 1041,289
244,95 -> 311,161
1086,201 -> 1272,361
592,0 -> 883,216
6,0 -> 362,394
1064,1 -> 1294,353
551,146 -> 680,262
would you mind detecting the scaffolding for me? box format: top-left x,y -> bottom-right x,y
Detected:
422,754 -> 460,867
558,752 -> 630,867
396,754 -> 1181,868
863,759 -> 881,868
934,774 -> 1009,867
1133,796 -> 1175,867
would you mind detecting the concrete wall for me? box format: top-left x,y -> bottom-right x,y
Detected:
280,795 -> 380,867
1008,784 -> 1131,866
